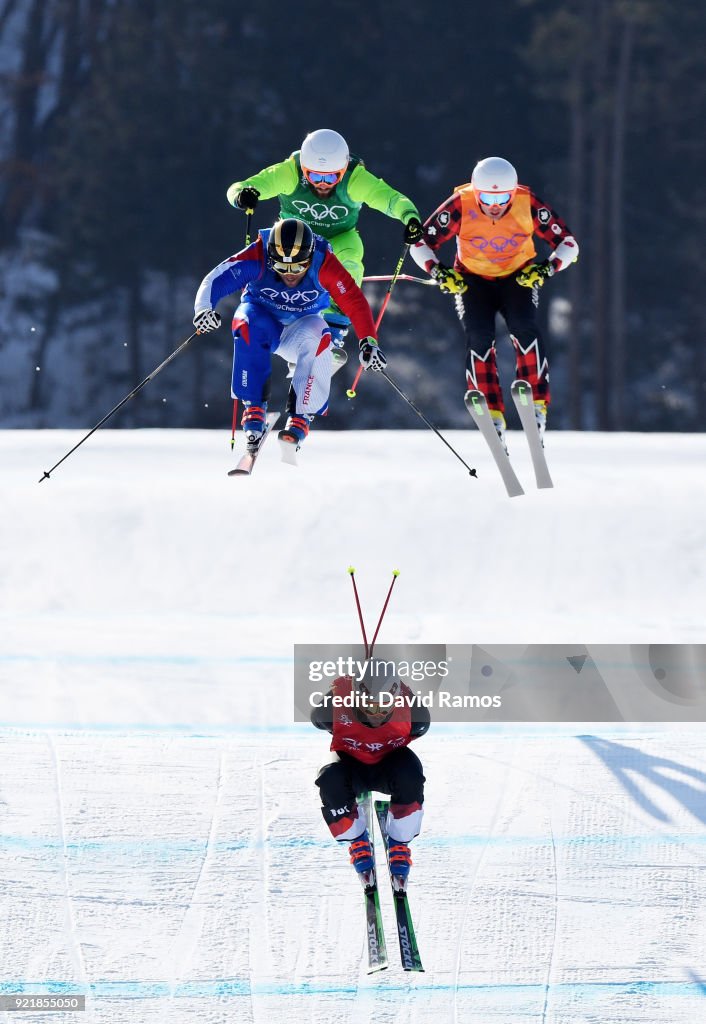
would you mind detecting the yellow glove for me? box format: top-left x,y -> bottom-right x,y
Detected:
430,263 -> 467,295
516,260 -> 555,288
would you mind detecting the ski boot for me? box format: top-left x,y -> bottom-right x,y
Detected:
278,414 -> 311,449
327,322 -> 349,375
534,400 -> 547,445
388,842 -> 412,891
241,403 -> 268,454
349,830 -> 374,874
489,409 -> 508,454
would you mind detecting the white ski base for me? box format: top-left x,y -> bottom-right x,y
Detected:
464,389 -> 525,497
511,379 -> 554,489
278,437 -> 299,465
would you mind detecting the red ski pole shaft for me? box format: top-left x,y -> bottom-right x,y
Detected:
347,566 -> 369,659
369,570 -> 400,655
362,273 -> 436,286
347,243 -> 409,400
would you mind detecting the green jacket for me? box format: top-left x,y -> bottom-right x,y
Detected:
227,152 -> 419,240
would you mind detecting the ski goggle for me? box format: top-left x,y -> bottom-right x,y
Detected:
477,191 -> 513,207
361,698 -> 392,720
270,258 -> 311,275
358,678 -> 400,718
305,169 -> 344,185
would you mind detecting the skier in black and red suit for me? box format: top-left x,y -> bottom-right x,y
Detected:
410,156 -> 579,448
312,669 -> 430,881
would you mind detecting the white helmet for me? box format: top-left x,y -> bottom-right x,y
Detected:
300,129 -> 350,174
471,156 -> 518,202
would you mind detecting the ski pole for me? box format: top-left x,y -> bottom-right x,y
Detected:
369,570 -> 400,655
347,567 -> 370,659
348,567 -> 400,659
38,330 -> 200,482
379,370 -> 477,478
363,273 -> 436,287
371,244 -> 409,332
346,243 -> 410,400
244,209 -> 253,246
230,210 -> 254,449
230,397 -> 239,449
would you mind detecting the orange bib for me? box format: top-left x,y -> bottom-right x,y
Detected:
456,184 -> 536,278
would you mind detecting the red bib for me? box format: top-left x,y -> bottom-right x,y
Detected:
330,675 -> 413,765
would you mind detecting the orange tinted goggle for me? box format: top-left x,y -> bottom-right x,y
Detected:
304,169 -> 345,186
270,258 -> 311,275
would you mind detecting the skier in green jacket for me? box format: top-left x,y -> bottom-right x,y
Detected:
227,128 -> 422,365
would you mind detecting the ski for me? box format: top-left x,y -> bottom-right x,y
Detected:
277,387 -> 302,466
362,877 -> 388,974
374,799 -> 424,972
228,412 -> 280,476
331,347 -> 348,375
464,390 -> 525,498
510,380 -> 554,489
358,794 -> 388,973
278,436 -> 299,467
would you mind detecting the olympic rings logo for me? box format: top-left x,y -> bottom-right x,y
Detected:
292,200 -> 350,222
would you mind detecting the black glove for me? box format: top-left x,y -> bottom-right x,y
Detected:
193,309 -> 222,333
430,263 -> 467,294
516,260 -> 555,288
403,217 -> 424,244
359,338 -> 387,371
235,186 -> 260,212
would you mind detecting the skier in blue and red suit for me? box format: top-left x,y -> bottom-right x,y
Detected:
193,218 -> 385,451
312,671 -> 429,883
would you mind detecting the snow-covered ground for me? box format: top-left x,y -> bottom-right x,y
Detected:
2,429 -> 706,1023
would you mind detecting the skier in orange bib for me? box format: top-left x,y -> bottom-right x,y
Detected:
412,156 -> 579,448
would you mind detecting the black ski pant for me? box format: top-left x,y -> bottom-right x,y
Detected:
457,273 -> 550,412
315,748 -> 425,839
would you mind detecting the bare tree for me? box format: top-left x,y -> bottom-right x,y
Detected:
567,56 -> 586,428
609,16 -> 635,430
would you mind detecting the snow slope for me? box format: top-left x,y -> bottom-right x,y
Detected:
2,429 -> 706,1023
4,428 -> 706,643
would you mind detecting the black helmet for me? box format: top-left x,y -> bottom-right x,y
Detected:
267,218 -> 315,269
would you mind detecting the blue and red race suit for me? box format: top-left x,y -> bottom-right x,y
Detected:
195,229 -> 376,338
